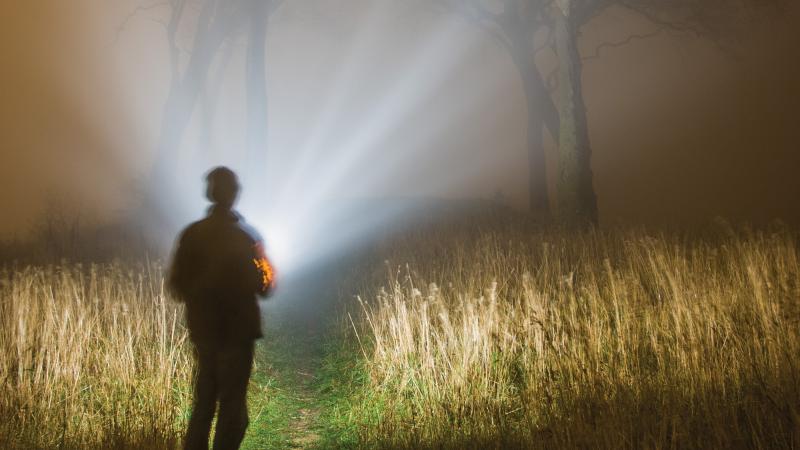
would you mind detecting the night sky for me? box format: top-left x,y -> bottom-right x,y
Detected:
1,0 -> 798,237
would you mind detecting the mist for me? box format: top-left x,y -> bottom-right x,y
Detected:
1,0 -> 799,267
3,1 -> 800,448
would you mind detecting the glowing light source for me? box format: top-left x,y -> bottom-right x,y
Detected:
142,3 -> 519,282
253,241 -> 276,294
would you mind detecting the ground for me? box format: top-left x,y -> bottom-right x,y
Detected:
244,321 -> 326,449
241,267 -> 355,450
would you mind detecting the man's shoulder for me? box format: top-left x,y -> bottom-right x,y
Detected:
177,211 -> 262,246
235,219 -> 263,244
179,218 -> 209,240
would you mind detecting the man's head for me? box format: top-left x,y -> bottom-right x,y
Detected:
205,166 -> 240,208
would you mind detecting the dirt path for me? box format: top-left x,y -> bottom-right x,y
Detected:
250,267 -> 344,449
246,324 -> 328,449
250,302 -> 332,449
285,342 -> 323,448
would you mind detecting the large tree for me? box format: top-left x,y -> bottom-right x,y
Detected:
122,0 -> 282,225
447,0 -> 561,215
451,0 -> 785,224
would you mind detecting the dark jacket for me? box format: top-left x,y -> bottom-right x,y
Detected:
169,206 -> 273,344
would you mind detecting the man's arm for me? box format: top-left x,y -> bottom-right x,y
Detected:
252,241 -> 276,298
168,229 -> 193,302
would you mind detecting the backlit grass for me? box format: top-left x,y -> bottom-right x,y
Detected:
0,263 -> 192,449
345,222 -> 800,448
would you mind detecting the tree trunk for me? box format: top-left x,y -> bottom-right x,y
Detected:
148,1 -> 225,224
508,37 -> 560,216
554,0 -> 598,225
516,54 -> 548,214
245,0 -> 269,185
201,39 -> 235,161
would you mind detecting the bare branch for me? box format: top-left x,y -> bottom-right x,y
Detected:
464,0 -> 506,24
532,25 -> 555,60
268,0 -> 287,16
545,66 -> 558,92
574,0 -> 616,27
581,27 -> 664,61
147,17 -> 170,27
114,1 -> 169,45
166,0 -> 190,85
435,0 -> 515,51
618,1 -> 706,38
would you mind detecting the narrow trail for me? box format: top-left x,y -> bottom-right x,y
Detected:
245,267 -> 342,450
284,329 -> 324,449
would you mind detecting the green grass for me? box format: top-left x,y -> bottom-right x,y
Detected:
242,327 -> 317,449
241,337 -> 300,449
242,317 -> 391,449
243,319 -> 364,449
312,333 -> 374,449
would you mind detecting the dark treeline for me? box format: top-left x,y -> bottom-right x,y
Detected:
0,214 -> 158,265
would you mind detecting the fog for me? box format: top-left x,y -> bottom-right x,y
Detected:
1,0 -> 799,270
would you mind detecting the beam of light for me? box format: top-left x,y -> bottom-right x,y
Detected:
286,16 -> 470,210
240,16 -> 482,275
136,2 -> 524,283
254,70 -> 508,275
272,2 -> 385,205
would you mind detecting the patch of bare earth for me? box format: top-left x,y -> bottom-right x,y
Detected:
287,361 -> 322,448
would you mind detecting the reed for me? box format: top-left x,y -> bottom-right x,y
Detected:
353,224 -> 800,448
0,263 -> 192,449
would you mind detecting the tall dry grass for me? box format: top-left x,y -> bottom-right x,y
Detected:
0,263 -> 192,449
355,223 -> 800,448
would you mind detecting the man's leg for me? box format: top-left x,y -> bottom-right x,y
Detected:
212,341 -> 254,450
185,345 -> 218,450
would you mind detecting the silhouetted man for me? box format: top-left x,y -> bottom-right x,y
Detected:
169,167 -> 275,450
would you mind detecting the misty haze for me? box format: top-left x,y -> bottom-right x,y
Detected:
1,0 -> 799,449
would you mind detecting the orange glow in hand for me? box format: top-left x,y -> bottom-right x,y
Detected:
253,242 -> 275,294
